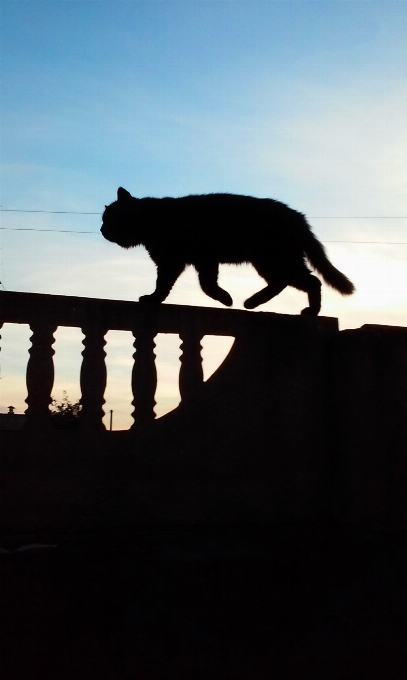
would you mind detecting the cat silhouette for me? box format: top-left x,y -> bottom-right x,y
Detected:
101,188 -> 355,314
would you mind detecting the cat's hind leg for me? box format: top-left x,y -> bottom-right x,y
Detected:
244,281 -> 287,309
196,262 -> 233,306
289,272 -> 322,315
244,262 -> 287,309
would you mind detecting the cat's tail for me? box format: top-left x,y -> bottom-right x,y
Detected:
304,228 -> 355,295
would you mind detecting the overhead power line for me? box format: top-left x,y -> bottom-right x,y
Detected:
0,227 -> 95,234
0,209 -> 100,215
1,209 -> 406,244
1,208 -> 407,218
0,226 -> 405,244
324,241 -> 407,244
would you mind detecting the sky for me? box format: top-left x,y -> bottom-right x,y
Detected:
1,0 -> 406,428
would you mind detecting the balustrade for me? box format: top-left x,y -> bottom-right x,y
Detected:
0,290 -> 337,432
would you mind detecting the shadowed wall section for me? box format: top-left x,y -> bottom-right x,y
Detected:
112,320 -> 335,525
332,324 -> 407,526
89,321 -> 407,528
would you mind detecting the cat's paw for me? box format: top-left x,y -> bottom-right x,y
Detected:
219,292 -> 233,307
243,298 -> 257,310
300,307 -> 319,316
138,295 -> 162,305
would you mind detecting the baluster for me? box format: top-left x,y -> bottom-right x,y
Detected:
179,330 -> 204,401
131,329 -> 157,428
25,322 -> 57,426
80,325 -> 107,430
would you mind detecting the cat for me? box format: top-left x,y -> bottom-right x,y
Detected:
101,187 -> 355,315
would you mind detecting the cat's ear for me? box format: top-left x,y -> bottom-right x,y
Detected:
117,187 -> 133,201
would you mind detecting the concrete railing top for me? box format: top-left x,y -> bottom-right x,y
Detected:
0,290 -> 339,335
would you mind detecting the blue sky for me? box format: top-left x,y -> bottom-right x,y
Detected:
1,1 -> 406,426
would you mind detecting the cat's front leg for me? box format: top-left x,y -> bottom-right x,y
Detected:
196,262 -> 233,306
139,262 -> 186,304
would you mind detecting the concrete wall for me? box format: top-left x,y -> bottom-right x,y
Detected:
1,316 -> 406,532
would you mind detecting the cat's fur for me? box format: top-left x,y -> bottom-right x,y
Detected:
101,187 -> 355,314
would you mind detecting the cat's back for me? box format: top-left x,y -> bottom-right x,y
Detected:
145,193 -> 303,249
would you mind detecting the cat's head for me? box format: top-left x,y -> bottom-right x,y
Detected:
101,188 -> 141,249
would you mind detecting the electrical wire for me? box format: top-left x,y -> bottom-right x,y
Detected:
1,210 -> 406,243
0,209 -> 100,214
0,227 -> 96,233
0,226 -> 406,244
1,208 -> 407,218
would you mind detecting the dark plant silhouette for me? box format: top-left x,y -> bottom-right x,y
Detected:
101,187 -> 355,315
50,391 -> 82,430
